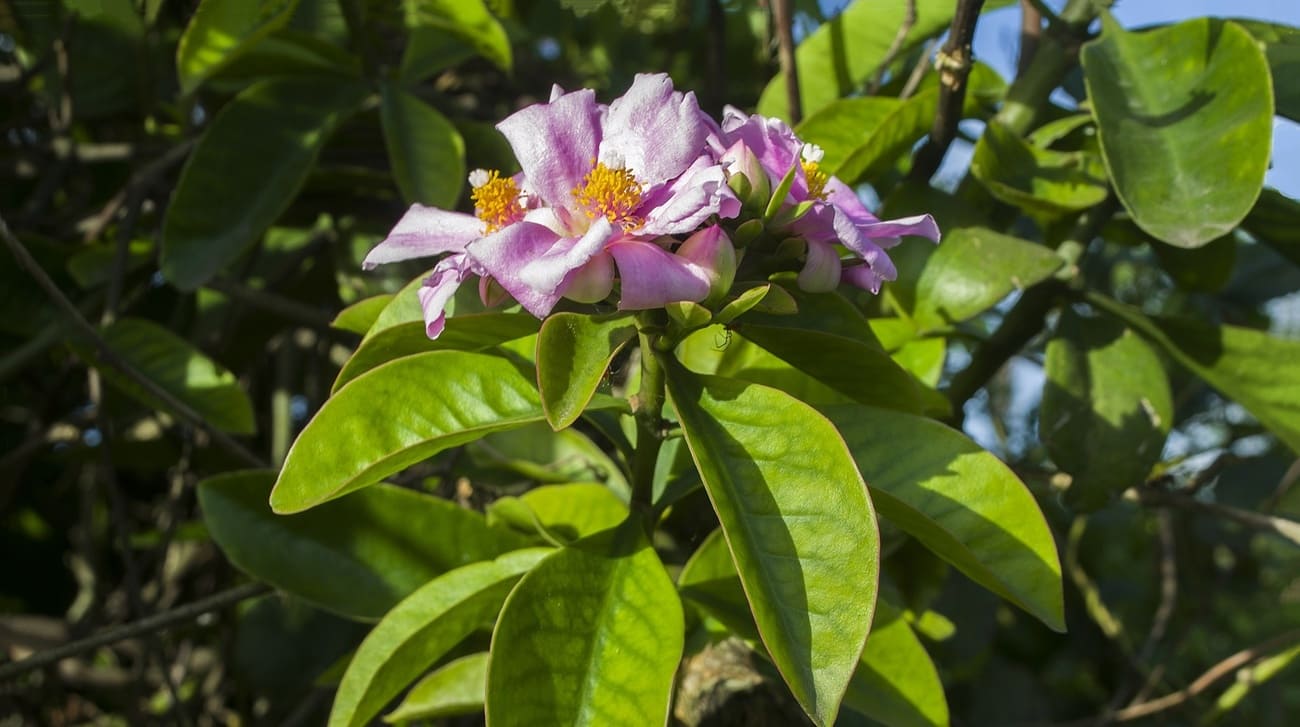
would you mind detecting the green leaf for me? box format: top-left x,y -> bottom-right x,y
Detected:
487,483 -> 630,544
822,406 -> 1064,631
333,313 -> 541,393
175,0 -> 299,94
1150,234 -> 1237,292
332,294 -> 395,335
203,28 -> 362,87
486,529 -> 684,726
272,351 -> 546,513
1205,637 -> 1300,724
1089,294 -> 1300,454
162,78 -> 367,290
403,0 -> 512,71
535,312 -> 637,430
794,97 -> 902,173
665,366 -> 879,726
677,326 -> 853,408
678,531 -> 947,727
381,82 -> 466,207
970,120 -> 1109,214
329,549 -> 550,727
890,227 -> 1064,334
73,317 -> 255,434
400,27 -> 476,82
713,283 -> 797,327
1230,19 -> 1300,123
384,652 -> 489,723
1081,16 -> 1273,247
757,0 -> 955,121
828,64 -> 1006,185
471,425 -> 629,497
200,471 -> 530,619
1242,188 -> 1300,268
1042,310 -> 1173,511
869,318 -> 945,387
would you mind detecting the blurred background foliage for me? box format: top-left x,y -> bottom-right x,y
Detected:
2,0 -> 1300,724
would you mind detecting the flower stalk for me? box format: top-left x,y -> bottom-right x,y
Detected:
630,311 -> 668,512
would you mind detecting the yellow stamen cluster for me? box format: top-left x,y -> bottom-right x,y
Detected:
471,170 -> 524,232
802,158 -> 830,201
572,162 -> 643,227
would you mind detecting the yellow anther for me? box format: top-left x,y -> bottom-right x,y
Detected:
802,159 -> 830,201
572,161 -> 643,227
470,169 -> 524,232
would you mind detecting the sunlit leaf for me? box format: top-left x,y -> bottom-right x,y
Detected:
535,312 -> 636,430
381,82 -> 466,207
176,0 -> 300,94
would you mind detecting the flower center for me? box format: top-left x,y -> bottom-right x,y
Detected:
800,143 -> 830,201
470,169 -> 524,232
572,161 -> 643,227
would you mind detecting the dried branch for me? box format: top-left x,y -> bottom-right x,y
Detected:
0,213 -> 266,469
772,0 -> 802,124
908,0 -> 987,182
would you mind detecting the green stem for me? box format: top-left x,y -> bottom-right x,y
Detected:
629,314 -> 667,511
994,0 -> 1099,135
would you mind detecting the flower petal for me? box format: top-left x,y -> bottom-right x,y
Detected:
607,240 -> 711,310
823,178 -> 878,226
601,73 -> 708,186
854,214 -> 941,248
640,157 -> 741,236
518,216 -> 618,295
797,239 -> 843,293
562,251 -> 615,303
363,205 -> 484,270
719,110 -> 803,193
841,256 -> 898,294
467,221 -> 566,317
418,253 -> 476,339
497,89 -> 600,208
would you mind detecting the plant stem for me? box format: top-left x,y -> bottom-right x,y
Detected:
994,0 -> 1097,135
629,314 -> 668,512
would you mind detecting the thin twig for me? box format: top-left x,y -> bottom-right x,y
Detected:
207,278 -> 340,334
1133,487 -> 1300,549
80,140 -> 195,242
1262,457 -> 1300,513
868,0 -> 917,95
772,0 -> 802,124
1018,0 -> 1043,76
899,38 -> 937,100
0,582 -> 271,682
908,0 -> 987,182
0,213 -> 266,468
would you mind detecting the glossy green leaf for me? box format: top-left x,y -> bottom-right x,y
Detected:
204,28 -> 361,86
332,294 -> 394,335
1206,638 -> 1300,723
1242,188 -> 1300,267
1089,294 -> 1300,454
332,313 -> 540,393
487,483 -> 630,544
794,97 -> 902,173
822,405 -> 1064,631
666,366 -> 879,726
200,471 -> 530,620
175,0 -> 298,94
889,227 -> 1063,334
162,78 -> 367,290
677,326 -> 853,408
381,82 -> 466,208
536,312 -> 636,430
403,0 -> 512,71
1082,16 -> 1273,247
757,0 -> 955,121
869,318 -> 945,387
713,283 -> 797,327
970,120 -> 1109,214
272,351 -> 546,513
401,28 -> 476,82
827,64 -> 1006,185
1228,20 -> 1300,122
1042,310 -> 1173,511
678,531 -> 947,727
471,424 -> 629,495
74,317 -> 254,434
384,652 -> 488,723
329,549 -> 550,727
486,529 -> 683,727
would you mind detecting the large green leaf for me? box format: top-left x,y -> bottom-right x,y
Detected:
1081,16 -> 1273,247
666,366 -> 879,726
535,312 -> 637,430
175,0 -> 299,94
677,326 -> 852,408
1089,294 -> 1300,454
271,351 -> 545,513
678,530 -> 947,727
1042,310 -> 1173,511
821,64 -> 1006,186
822,406 -> 1064,631
970,121 -> 1109,214
328,549 -> 550,727
332,294 -> 395,335
794,96 -> 902,173
889,227 -> 1064,334
403,0 -> 512,71
486,529 -> 683,726
380,82 -> 466,207
332,313 -> 540,393
471,425 -> 629,496
1231,19 -> 1300,122
757,0 -> 955,121
487,483 -> 629,544
199,471 -> 530,620
384,652 -> 489,723
162,78 -> 367,290
74,317 -> 255,434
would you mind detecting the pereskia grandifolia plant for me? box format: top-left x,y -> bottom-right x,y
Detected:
265,74 -> 1062,727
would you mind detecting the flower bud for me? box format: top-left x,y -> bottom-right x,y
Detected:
677,225 -> 737,305
797,239 -> 843,293
720,140 -> 771,213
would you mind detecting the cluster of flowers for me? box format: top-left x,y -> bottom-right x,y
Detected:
364,73 -> 939,338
